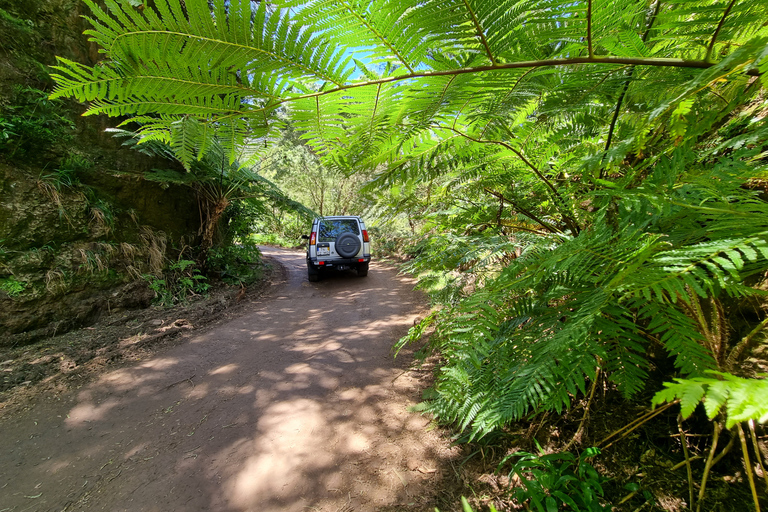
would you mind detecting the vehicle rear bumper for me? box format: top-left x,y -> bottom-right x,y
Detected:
308,256 -> 370,268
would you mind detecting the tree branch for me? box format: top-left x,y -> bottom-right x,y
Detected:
334,0 -> 415,73
447,128 -> 557,194
263,56 -> 730,113
706,0 -> 738,63
445,126 -> 581,234
462,0 -> 496,64
368,83 -> 382,148
484,188 -> 564,234
587,0 -> 594,58
599,0 -> 662,179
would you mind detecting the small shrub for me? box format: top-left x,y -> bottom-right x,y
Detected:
54,154 -> 92,187
498,446 -> 610,512
0,276 -> 26,297
207,240 -> 262,285
144,259 -> 210,306
0,85 -> 75,160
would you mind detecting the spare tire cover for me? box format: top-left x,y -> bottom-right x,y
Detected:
335,232 -> 361,257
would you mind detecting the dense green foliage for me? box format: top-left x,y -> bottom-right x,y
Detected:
654,371 -> 768,429
408,113 -> 768,435
250,122 -> 375,243
0,85 -> 74,160
499,446 -> 611,512
106,128 -> 314,295
143,258 -> 210,306
52,1 -> 768,496
111,127 -> 311,249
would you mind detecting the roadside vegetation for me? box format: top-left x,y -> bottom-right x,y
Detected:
2,0 -> 766,509
1,1 -> 309,338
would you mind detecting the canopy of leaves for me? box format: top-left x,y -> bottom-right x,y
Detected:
53,0 -> 768,437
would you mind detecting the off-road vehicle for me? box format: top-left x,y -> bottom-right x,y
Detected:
302,216 -> 371,282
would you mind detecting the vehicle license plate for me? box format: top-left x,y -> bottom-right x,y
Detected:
318,247 -> 330,256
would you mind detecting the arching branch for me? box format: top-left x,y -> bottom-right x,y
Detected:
599,0 -> 663,179
706,0 -> 738,62
462,0 -> 496,65
445,126 -> 581,235
484,188 -> 564,235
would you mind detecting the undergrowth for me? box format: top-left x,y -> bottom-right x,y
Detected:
143,259 -> 210,307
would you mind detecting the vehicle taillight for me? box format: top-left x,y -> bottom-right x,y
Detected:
310,232 -> 316,245
362,230 -> 369,243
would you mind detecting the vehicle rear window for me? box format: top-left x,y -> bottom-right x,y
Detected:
318,219 -> 360,242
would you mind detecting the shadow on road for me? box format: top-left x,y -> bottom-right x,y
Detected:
0,247 -> 459,512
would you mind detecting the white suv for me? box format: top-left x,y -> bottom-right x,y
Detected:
302,216 -> 371,282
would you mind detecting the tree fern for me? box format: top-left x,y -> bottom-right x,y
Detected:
54,0 -> 768,441
53,0 -> 768,169
417,143 -> 768,436
52,0 -> 353,166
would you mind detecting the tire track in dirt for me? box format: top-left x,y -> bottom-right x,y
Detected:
0,247 -> 458,511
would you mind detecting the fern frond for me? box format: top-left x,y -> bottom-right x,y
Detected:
653,372 -> 768,428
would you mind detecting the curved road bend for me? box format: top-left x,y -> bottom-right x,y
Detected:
0,247 -> 455,511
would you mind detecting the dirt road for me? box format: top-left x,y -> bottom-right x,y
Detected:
0,247 -> 456,511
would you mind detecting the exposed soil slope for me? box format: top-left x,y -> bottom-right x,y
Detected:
0,247 -> 459,511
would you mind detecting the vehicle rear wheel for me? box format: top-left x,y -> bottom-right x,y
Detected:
357,262 -> 369,277
307,262 -> 320,282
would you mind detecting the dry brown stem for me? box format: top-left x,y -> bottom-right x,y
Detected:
678,414 -> 695,510
738,423 -> 762,512
748,420 -> 768,491
599,401 -> 677,450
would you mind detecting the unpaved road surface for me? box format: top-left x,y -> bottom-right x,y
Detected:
0,247 -> 457,511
